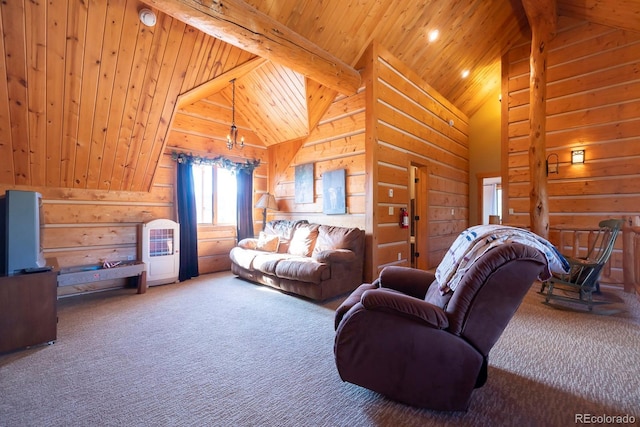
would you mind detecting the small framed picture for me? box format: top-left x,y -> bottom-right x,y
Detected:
323,169 -> 346,214
295,163 -> 314,204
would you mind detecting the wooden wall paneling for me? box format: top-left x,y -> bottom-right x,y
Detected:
505,20 -> 640,248
120,12 -> 173,190
60,0 -> 89,188
373,46 -> 469,270
108,13 -> 155,191
98,1 -> 143,190
25,0 -> 47,186
84,0 -> 127,189
131,18 -> 189,191
0,7 -> 13,184
3,1 -> 30,185
72,0 -> 108,189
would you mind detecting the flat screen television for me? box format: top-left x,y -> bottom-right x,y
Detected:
0,190 -> 46,276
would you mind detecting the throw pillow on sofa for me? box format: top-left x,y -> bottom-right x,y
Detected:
288,225 -> 319,257
256,232 -> 280,252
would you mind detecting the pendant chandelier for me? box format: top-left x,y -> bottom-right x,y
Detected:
227,78 -> 244,150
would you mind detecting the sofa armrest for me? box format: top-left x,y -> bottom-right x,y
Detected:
313,249 -> 355,263
237,238 -> 258,250
378,266 -> 437,299
360,288 -> 449,329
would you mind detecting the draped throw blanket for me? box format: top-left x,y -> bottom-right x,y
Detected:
435,225 -> 570,295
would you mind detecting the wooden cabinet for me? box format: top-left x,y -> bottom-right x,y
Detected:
0,270 -> 57,354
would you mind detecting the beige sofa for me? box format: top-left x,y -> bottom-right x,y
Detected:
229,220 -> 365,301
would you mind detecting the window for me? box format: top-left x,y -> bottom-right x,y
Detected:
192,164 -> 237,225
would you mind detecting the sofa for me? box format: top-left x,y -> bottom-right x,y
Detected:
230,220 -> 365,301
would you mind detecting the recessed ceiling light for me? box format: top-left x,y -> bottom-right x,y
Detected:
461,69 -> 470,78
428,29 -> 439,42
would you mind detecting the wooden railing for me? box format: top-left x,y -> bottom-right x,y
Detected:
549,216 -> 640,299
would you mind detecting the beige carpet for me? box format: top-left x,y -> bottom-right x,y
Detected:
1,272 -> 639,427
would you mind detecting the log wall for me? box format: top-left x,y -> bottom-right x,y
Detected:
269,88 -> 367,230
503,17 -> 640,286
0,156 -> 174,296
366,44 -> 470,280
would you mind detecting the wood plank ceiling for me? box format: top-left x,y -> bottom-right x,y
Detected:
0,0 -> 638,191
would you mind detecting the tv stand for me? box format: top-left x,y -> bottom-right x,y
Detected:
0,270 -> 57,354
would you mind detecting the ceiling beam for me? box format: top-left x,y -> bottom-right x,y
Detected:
141,0 -> 361,95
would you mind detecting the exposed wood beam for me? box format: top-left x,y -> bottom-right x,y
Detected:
176,56 -> 268,108
522,0 -> 557,238
141,0 -> 361,95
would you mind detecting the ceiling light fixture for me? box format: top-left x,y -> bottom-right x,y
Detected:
226,78 -> 244,151
428,29 -> 439,42
461,70 -> 470,79
139,8 -> 157,27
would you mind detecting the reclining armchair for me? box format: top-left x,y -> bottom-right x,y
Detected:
333,243 -> 548,411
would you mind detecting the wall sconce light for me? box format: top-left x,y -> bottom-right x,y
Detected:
546,153 -> 559,176
571,149 -> 585,164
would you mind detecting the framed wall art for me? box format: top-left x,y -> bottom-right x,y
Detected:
322,169 -> 346,214
294,163 -> 314,203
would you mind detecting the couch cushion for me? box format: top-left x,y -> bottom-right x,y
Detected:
264,219 -> 309,253
288,224 -> 320,257
313,225 -> 363,254
256,231 -> 279,252
252,253 -> 292,275
229,247 -> 258,270
275,258 -> 330,284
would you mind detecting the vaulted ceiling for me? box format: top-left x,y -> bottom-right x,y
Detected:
0,0 -> 638,191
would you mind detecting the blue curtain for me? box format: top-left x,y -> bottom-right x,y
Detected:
236,168 -> 254,241
176,161 -> 199,282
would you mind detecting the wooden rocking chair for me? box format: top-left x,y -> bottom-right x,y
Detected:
540,219 -> 624,311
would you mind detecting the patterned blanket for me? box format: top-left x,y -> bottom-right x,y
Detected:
435,225 -> 570,294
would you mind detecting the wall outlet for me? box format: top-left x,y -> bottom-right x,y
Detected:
389,206 -> 394,215
509,208 -> 514,215
397,252 -> 402,261
388,188 -> 393,197
127,255 -> 134,261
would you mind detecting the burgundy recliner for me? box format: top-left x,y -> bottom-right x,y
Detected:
333,243 -> 548,411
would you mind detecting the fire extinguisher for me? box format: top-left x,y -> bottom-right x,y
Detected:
400,208 -> 409,229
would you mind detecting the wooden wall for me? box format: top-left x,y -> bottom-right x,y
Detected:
165,91 -> 269,275
0,158 -> 175,296
365,44 -> 470,280
269,87 -> 367,229
503,17 -> 640,285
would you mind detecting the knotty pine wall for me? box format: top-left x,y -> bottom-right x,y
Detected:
503,17 -> 640,285
166,91 -> 269,274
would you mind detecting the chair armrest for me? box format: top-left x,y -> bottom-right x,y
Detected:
378,266 -> 436,299
361,288 -> 449,329
237,238 -> 258,250
334,283 -> 377,330
313,249 -> 355,263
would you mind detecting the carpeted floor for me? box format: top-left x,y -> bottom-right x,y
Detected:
1,272 -> 639,427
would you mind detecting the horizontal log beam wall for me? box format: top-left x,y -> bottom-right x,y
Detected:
504,17 -> 640,290
372,45 -> 470,272
0,154 -> 176,296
